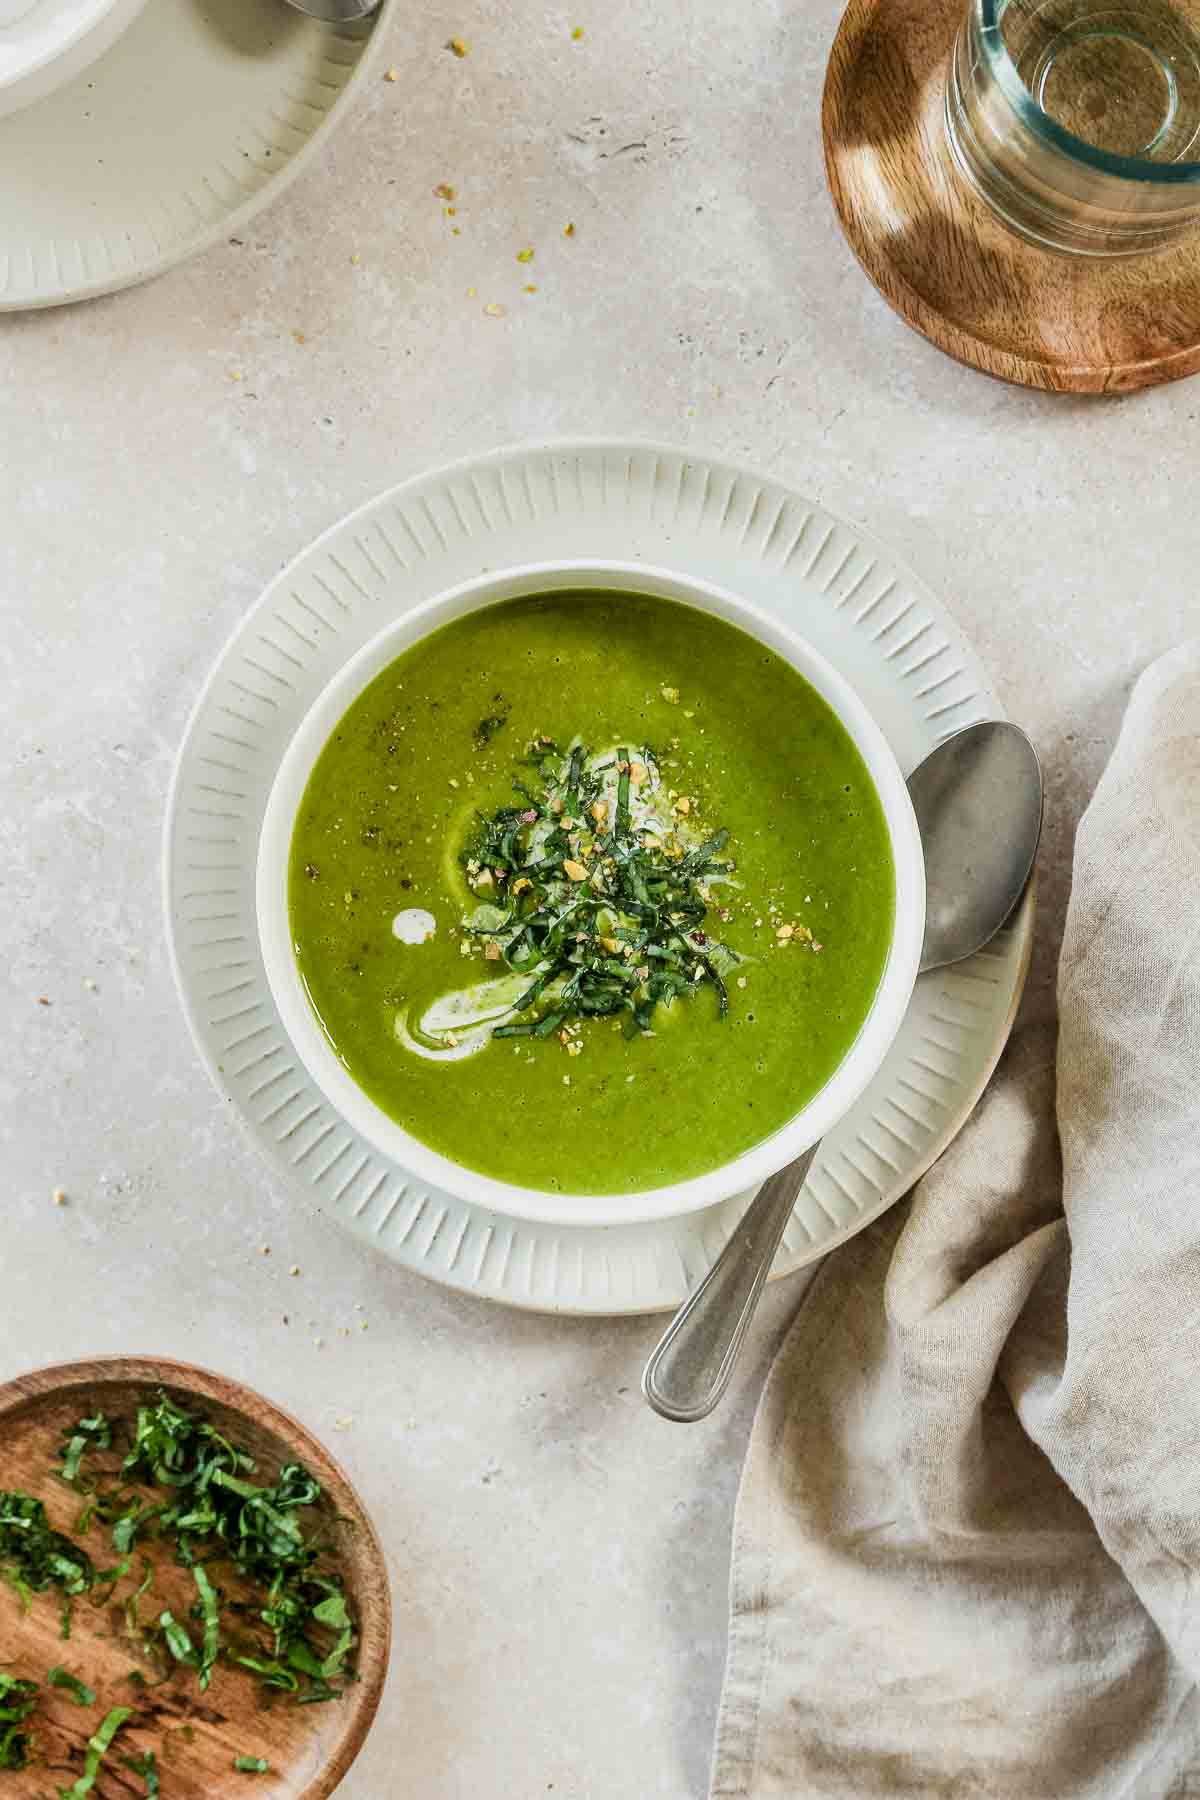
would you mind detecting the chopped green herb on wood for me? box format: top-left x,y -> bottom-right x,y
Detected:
57,1704 -> 132,1799
234,1755 -> 271,1774
0,1672 -> 39,1771
47,1666 -> 95,1706
0,1491 -> 96,1614
58,1412 -> 112,1489
123,1749 -> 161,1796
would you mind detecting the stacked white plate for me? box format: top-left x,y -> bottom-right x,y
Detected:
0,0 -> 389,309
165,441 -> 1033,1316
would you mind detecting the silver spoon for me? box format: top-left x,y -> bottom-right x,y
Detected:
282,0 -> 379,20
642,719 -> 1043,1424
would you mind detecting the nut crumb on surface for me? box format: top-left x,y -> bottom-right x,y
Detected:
484,303 -> 506,318
564,221 -> 576,236
384,66 -> 398,80
52,1188 -> 67,1207
289,1265 -> 301,1277
447,35 -> 468,55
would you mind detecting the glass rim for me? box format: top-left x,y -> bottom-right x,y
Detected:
978,0 -> 1200,183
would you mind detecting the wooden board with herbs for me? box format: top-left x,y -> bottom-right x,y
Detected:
0,1360 -> 389,1799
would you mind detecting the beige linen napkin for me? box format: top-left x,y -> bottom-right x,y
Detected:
710,643 -> 1200,1800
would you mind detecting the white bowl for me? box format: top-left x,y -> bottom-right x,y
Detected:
257,561 -> 926,1229
0,0 -> 146,119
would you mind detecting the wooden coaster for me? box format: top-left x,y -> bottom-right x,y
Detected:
822,0 -> 1200,391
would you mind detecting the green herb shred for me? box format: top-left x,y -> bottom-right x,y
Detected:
57,1704 -> 132,1799
0,1491 -> 96,1615
123,1749 -> 161,1796
47,1666 -> 96,1706
234,1755 -> 271,1774
0,1672 -> 39,1771
58,1412 -> 113,1489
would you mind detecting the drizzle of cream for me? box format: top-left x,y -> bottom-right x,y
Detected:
392,907 -> 437,944
395,968 -> 554,1062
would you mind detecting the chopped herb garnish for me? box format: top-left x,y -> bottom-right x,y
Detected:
234,1755 -> 271,1773
0,1491 -> 96,1616
158,1608 -> 197,1668
193,1564 -> 222,1690
0,1672 -> 39,1771
47,1666 -> 96,1706
57,1704 -> 132,1798
49,1391 -> 357,1705
459,741 -> 742,1039
123,1749 -> 161,1796
58,1412 -> 113,1489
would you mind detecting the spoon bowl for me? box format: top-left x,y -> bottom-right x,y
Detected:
643,719 -> 1044,1423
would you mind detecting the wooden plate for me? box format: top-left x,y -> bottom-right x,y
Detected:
0,1358 -> 390,1798
822,0 -> 1200,392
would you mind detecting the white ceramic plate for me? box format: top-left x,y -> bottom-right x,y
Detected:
165,441 -> 1034,1316
0,0 -> 389,310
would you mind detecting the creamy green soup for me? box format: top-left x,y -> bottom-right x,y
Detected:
288,592 -> 895,1194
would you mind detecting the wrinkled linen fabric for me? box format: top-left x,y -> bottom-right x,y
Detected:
710,644 -> 1200,1800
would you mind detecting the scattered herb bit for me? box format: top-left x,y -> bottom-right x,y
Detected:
473,712 -> 508,747
59,1412 -> 112,1488
47,1667 -> 96,1706
159,1608 -> 197,1668
193,1565 -> 222,1691
123,1749 -> 161,1796
234,1756 -> 270,1774
0,1491 -> 96,1614
57,1704 -> 132,1799
0,1673 -> 39,1771
460,741 -> 741,1038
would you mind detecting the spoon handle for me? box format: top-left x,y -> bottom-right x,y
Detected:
641,1143 -> 820,1422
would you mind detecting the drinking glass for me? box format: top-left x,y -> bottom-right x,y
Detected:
945,0 -> 1200,253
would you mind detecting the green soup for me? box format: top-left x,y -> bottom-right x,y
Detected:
288,592 -> 895,1194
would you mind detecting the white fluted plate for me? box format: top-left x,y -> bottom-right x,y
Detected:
0,0 -> 389,311
165,441 -> 1033,1315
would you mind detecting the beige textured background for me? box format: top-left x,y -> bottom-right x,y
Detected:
2,0 -> 1195,1794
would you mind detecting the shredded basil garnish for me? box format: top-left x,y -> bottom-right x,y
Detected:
0,1492 -> 96,1616
123,1749 -> 161,1796
58,1412 -> 112,1490
234,1754 -> 271,1773
57,1704 -> 132,1798
461,741 -> 741,1038
47,1666 -> 95,1706
0,1672 -> 39,1771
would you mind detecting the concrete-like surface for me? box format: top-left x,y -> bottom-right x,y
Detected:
3,1 -> 1194,1793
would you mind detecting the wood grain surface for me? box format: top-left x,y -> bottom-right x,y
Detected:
0,1359 -> 390,1799
822,0 -> 1200,391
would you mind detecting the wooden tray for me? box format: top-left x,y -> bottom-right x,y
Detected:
822,0 -> 1200,392
0,1358 -> 390,1798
